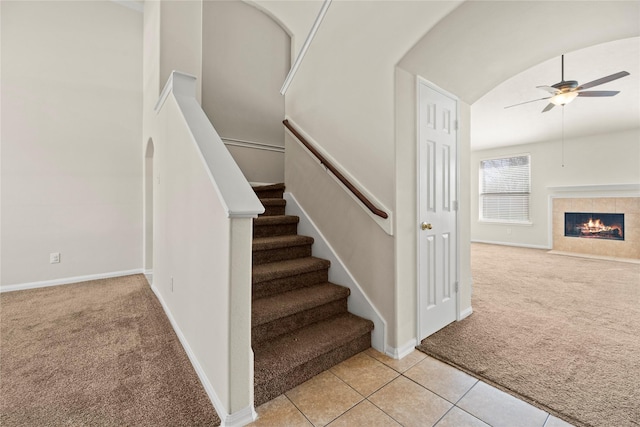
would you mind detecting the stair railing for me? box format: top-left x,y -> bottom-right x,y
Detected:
283,119 -> 388,220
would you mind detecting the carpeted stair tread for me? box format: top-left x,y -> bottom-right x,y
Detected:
252,235 -> 314,264
259,198 -> 287,216
253,235 -> 314,251
252,283 -> 350,327
252,257 -> 330,285
253,215 -> 299,237
253,215 -> 299,226
253,183 -> 285,199
260,198 -> 286,207
253,313 -> 374,384
253,183 -> 285,192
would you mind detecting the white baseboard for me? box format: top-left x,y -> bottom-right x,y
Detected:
459,306 -> 473,320
221,405 -> 256,427
471,239 -> 551,250
385,338 -> 418,360
0,269 -> 145,293
150,285 -> 256,427
143,270 -> 153,286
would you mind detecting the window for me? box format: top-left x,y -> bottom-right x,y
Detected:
479,155 -> 530,223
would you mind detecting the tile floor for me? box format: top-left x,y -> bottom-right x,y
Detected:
248,349 -> 575,427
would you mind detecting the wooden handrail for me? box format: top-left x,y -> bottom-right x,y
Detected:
283,120 -> 388,219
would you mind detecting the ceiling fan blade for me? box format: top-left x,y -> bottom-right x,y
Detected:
577,90 -> 620,97
576,71 -> 630,91
504,96 -> 552,109
536,85 -> 559,95
542,103 -> 555,113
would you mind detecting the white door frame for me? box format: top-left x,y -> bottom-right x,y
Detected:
416,76 -> 461,341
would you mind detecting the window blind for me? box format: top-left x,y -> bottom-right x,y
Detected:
480,155 -> 530,222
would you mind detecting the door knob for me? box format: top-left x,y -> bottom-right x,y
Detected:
421,222 -> 433,230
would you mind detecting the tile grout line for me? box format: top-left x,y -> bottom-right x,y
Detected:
363,395 -> 405,427
284,393 -> 317,427
447,379 -> 498,426
330,353 -> 411,426
320,370 -> 366,426
453,378 -> 480,406
431,406 -> 457,427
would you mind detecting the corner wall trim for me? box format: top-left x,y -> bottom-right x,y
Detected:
150,285 -> 255,427
385,338 -> 418,360
0,269 -> 145,293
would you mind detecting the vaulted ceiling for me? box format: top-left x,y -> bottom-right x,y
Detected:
471,37 -> 639,151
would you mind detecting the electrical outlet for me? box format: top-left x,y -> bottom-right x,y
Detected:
50,252 -> 60,264
506,228 -> 512,235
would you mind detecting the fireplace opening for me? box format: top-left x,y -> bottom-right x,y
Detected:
565,212 -> 624,241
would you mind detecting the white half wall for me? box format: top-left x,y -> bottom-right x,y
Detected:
1,1 -> 143,286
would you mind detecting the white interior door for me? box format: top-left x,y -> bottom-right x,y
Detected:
418,80 -> 458,340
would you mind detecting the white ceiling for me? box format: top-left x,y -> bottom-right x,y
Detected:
471,37 -> 640,151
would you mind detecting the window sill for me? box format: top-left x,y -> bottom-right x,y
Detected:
479,219 -> 533,226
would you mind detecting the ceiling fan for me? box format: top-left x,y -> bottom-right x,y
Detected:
505,55 -> 630,112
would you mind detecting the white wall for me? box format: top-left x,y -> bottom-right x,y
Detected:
202,1 -> 289,146
142,0 -> 160,274
202,0 -> 289,183
470,129 -> 640,248
278,1 -> 460,212
1,1 -> 143,287
160,0 -> 202,102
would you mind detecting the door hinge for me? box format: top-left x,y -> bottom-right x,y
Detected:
453,201 -> 459,211
455,282 -> 459,293
454,120 -> 459,130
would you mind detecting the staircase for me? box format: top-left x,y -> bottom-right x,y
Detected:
251,183 -> 374,406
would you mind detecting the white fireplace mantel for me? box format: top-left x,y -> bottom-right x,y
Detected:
548,184 -> 640,194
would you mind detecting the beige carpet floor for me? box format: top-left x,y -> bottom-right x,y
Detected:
418,243 -> 640,427
0,274 -> 220,426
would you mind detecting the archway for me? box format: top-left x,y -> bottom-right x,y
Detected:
393,0 -> 640,340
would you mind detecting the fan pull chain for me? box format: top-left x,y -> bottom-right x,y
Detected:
561,105 -> 565,168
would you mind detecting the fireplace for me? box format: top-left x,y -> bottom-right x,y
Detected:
552,196 -> 638,259
564,212 -> 624,241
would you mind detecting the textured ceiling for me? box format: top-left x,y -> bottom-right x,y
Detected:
471,37 -> 639,151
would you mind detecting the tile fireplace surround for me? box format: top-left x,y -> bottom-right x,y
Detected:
552,197 -> 640,260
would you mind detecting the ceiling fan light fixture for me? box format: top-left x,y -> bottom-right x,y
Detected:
550,91 -> 579,106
